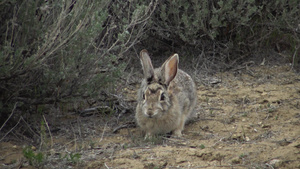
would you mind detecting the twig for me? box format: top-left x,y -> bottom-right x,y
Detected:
43,115 -> 54,148
21,116 -> 40,139
0,102 -> 18,131
112,122 -> 136,133
1,158 -> 23,169
162,136 -> 186,143
265,163 -> 275,169
190,164 -> 248,168
70,123 -> 78,151
213,164 -> 248,168
211,137 -> 225,148
99,122 -> 107,143
79,106 -> 113,114
77,117 -> 82,139
104,163 -> 110,169
0,117 -> 22,142
290,45 -> 299,70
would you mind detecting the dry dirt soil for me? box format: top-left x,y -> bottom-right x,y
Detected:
1,65 -> 300,169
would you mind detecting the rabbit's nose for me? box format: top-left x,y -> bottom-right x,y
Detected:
146,110 -> 154,117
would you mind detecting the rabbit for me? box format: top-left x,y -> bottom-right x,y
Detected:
135,49 -> 197,139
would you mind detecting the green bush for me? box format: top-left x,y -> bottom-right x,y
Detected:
0,1 -> 110,120
23,146 -> 45,167
0,0 -> 155,128
148,0 -> 299,62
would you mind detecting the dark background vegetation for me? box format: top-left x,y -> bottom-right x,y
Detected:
0,0 -> 299,142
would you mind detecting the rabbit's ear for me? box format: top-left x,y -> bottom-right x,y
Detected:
161,53 -> 179,86
140,49 -> 154,82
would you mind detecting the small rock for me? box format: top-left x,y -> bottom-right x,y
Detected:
232,158 -> 241,164
50,149 -> 55,155
180,142 -> 187,145
261,92 -> 268,96
176,157 -> 187,164
275,139 -> 292,146
262,124 -> 271,128
269,159 -> 281,165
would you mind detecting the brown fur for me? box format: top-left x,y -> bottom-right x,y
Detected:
136,50 -> 197,138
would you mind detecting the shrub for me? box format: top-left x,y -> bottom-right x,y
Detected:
0,0 -> 156,134
147,0 -> 299,64
23,146 -> 45,167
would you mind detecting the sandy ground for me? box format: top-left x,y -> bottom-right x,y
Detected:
1,65 -> 299,169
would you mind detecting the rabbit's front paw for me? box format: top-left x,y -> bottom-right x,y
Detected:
173,129 -> 183,137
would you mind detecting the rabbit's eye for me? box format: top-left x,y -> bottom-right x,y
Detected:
142,93 -> 145,100
160,93 -> 165,101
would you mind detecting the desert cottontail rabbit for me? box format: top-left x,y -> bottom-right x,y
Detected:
136,49 -> 197,138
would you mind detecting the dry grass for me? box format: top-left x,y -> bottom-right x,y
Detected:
1,64 -> 299,169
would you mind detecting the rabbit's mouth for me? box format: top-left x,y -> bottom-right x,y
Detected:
147,114 -> 154,118
145,113 -> 155,118
145,110 -> 159,118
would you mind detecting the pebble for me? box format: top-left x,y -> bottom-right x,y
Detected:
269,159 -> 281,165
